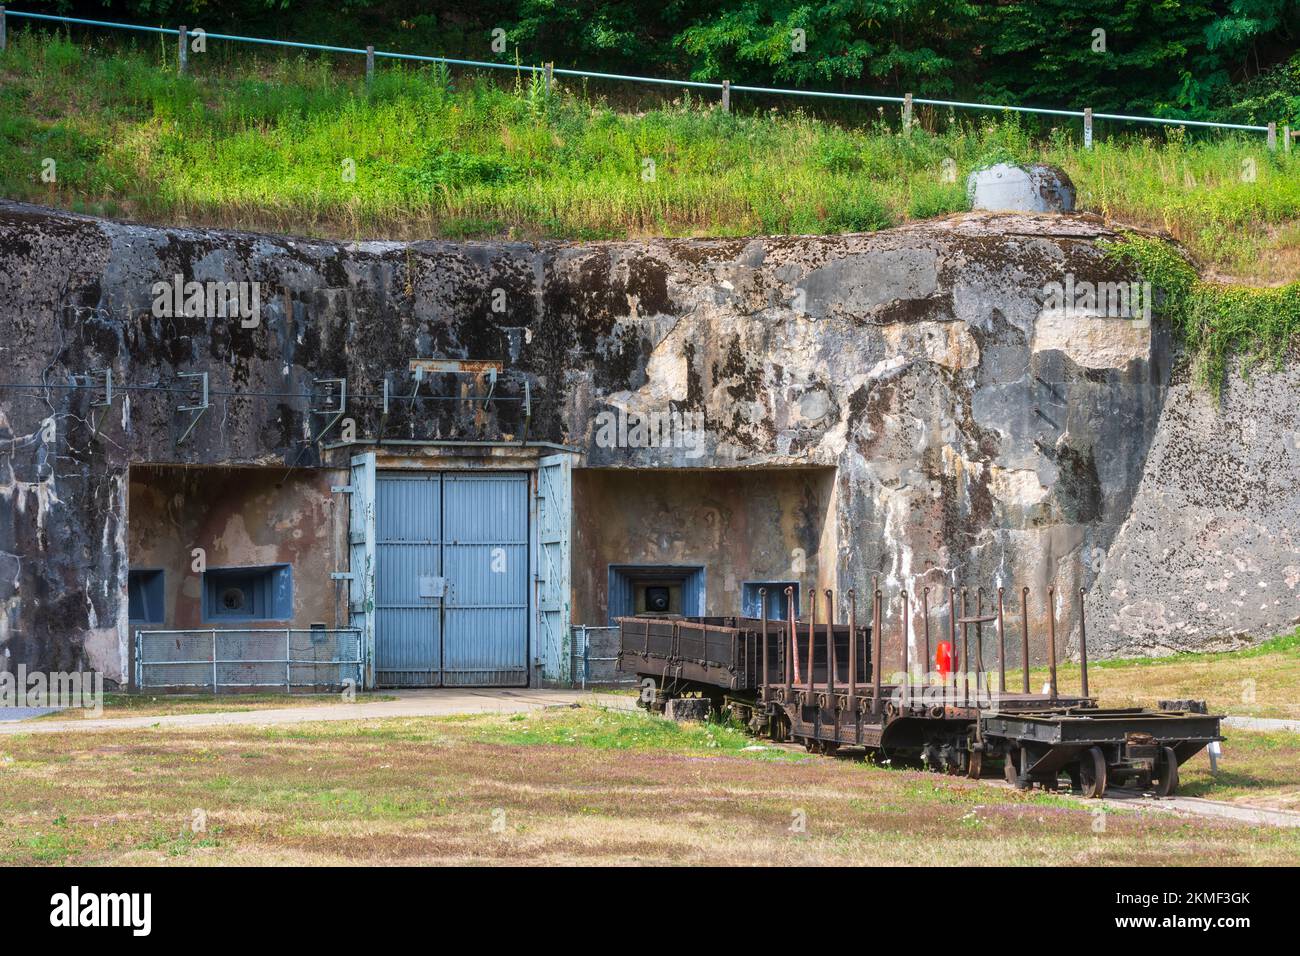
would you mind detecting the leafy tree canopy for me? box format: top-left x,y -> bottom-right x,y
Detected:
31,0 -> 1300,120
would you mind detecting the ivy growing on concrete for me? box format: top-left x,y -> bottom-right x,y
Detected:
1103,234 -> 1300,398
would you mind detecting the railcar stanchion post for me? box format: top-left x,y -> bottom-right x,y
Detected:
806,588 -> 816,697
1020,586 -> 1031,694
961,588 -> 969,706
785,586 -> 795,694
996,586 -> 1007,694
975,588 -> 984,689
872,582 -> 883,718
1047,586 -> 1058,702
759,588 -> 768,702
947,587 -> 957,705
1079,587 -> 1090,699
921,587 -> 931,690
824,589 -> 835,696
900,590 -> 910,707
848,588 -> 857,712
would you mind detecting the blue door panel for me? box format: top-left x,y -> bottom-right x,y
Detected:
373,472 -> 528,687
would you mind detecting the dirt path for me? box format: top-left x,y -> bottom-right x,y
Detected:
0,688 -> 635,735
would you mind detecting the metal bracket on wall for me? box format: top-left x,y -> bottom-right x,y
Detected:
519,379 -> 531,445
406,358 -> 502,410
175,371 -> 209,446
310,377 -> 347,444
73,367 -> 113,437
377,376 -> 391,439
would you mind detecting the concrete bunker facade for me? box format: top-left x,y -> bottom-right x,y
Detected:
1,201 -> 1292,691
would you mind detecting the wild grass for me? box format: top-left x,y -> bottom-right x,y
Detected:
1008,629 -> 1300,720
0,705 -> 1295,865
2,32 -> 1298,283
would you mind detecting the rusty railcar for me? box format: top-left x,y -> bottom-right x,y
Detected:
616,585 -> 1223,798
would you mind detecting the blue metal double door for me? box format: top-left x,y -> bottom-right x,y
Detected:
374,472 -> 529,686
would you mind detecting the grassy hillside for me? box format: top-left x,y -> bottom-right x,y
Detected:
2,32 -> 1299,284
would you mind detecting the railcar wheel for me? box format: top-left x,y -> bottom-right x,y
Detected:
1078,746 -> 1108,799
1155,747 -> 1180,797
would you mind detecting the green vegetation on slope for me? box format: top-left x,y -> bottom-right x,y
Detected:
1105,235 -> 1300,394
2,33 -> 1298,283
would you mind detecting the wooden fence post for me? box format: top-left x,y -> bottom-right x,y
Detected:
903,92 -> 913,136
178,25 -> 188,75
721,79 -> 730,112
1083,108 -> 1093,149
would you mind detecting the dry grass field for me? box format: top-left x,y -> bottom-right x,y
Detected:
1010,631 -> 1300,720
0,705 -> 1296,866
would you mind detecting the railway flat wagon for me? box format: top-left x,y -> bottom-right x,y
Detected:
616,584 -> 1223,798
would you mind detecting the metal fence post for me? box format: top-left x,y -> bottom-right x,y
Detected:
211,628 -> 218,693
721,79 -> 730,112
286,628 -> 292,693
902,92 -> 912,135
1267,122 -> 1277,150
365,44 -> 374,86
1083,107 -> 1093,149
178,25 -> 188,75
1,8 -> 7,53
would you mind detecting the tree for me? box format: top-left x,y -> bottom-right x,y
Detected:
672,1 -> 979,94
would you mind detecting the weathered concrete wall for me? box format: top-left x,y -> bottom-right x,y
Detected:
1,199 -> 1294,683
1085,355 -> 1300,656
572,468 -> 837,626
127,465 -> 345,630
